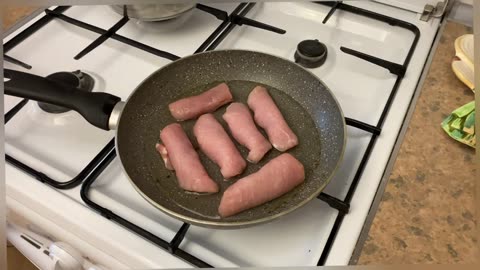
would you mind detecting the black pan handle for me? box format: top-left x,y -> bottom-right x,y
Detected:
4,69 -> 121,130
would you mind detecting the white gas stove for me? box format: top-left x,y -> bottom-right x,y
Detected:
3,1 -> 447,269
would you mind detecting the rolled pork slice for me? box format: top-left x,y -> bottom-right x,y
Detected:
222,102 -> 272,163
155,143 -> 174,170
160,123 -> 218,193
194,113 -> 247,179
218,153 -> 305,218
247,86 -> 298,151
168,83 -> 233,121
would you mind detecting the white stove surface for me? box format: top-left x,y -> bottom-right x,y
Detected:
4,2 -> 441,269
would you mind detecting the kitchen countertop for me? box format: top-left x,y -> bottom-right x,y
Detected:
2,6 -> 38,31
2,9 -> 477,266
357,21 -> 476,264
3,7 -> 51,270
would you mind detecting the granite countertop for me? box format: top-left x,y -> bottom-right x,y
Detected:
3,9 -> 477,265
2,6 -> 38,30
357,21 -> 476,264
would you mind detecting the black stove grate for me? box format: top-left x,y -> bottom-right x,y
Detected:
44,8 -> 181,61
322,1 -> 343,24
3,54 -> 32,69
3,6 -> 117,190
3,6 -> 67,70
315,1 -> 420,265
3,2 -> 420,267
3,6 -> 69,54
74,9 -> 130,60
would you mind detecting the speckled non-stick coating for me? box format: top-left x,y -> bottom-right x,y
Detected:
116,50 -> 346,229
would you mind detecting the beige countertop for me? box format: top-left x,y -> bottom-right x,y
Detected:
357,21 -> 476,264
3,8 -> 477,266
3,6 -> 45,270
2,6 -> 38,30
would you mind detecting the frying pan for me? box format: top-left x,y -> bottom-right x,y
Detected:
4,50 -> 346,229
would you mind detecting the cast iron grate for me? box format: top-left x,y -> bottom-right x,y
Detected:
3,6 -> 108,190
4,54 -> 32,69
314,1 -> 420,264
3,2 -> 283,190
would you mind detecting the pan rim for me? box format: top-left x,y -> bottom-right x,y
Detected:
115,49 -> 347,228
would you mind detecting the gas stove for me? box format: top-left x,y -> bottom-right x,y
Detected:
3,1 -> 446,269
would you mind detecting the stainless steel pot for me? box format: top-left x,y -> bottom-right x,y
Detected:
111,3 -> 196,21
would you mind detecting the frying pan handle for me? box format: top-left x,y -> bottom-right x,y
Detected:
4,69 -> 121,130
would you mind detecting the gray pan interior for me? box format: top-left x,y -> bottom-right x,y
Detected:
116,50 -> 346,229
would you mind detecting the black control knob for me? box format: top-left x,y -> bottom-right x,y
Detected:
294,39 -> 328,69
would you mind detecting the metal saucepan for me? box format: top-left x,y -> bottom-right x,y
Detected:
110,3 -> 197,21
4,50 -> 346,229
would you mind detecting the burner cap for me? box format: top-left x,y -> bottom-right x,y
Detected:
38,70 -> 95,113
294,39 -> 328,68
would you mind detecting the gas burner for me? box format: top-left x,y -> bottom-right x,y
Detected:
38,70 -> 95,113
294,39 -> 328,69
